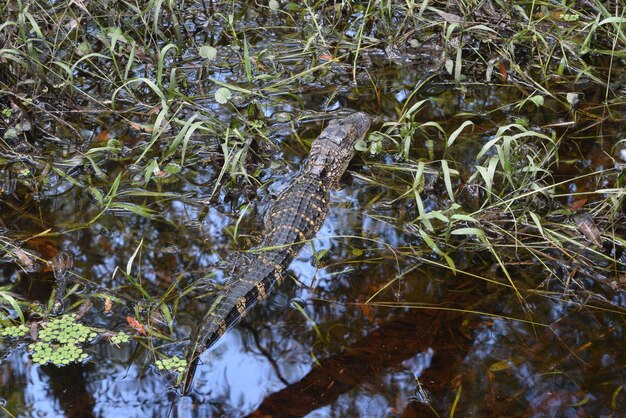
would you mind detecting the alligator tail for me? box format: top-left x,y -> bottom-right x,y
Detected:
180,253 -> 284,394
181,282 -> 256,393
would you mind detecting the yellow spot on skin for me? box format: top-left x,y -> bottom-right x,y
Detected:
236,297 -> 247,316
275,270 -> 283,285
256,282 -> 267,300
310,202 -> 323,214
285,225 -> 306,241
271,224 -> 308,242
217,320 -> 227,336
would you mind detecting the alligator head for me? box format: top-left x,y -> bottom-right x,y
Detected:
304,112 -> 371,188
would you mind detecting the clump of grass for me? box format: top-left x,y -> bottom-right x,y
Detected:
364,97 -> 625,307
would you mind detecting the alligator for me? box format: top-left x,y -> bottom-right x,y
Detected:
181,112 -> 371,394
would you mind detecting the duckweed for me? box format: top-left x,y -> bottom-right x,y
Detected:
26,316 -> 97,366
155,355 -> 187,373
2,315 -> 132,367
110,332 -> 130,345
28,340 -> 89,366
38,315 -> 97,344
1,323 -> 29,338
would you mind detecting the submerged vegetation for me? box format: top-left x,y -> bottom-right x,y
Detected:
1,0 -> 625,416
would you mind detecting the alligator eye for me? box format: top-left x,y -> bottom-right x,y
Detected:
328,126 -> 350,146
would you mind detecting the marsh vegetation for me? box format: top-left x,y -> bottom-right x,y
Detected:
1,0 -> 625,416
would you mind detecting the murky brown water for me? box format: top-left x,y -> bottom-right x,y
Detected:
2,1 -> 626,417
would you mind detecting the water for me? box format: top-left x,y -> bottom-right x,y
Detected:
1,1 -> 626,417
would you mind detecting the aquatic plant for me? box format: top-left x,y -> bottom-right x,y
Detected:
0,324 -> 29,338
155,355 -> 187,373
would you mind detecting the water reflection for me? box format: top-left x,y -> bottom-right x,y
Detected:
3,103 -> 626,416
2,2 -> 626,416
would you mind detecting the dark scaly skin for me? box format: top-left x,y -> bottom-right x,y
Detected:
181,112 -> 371,394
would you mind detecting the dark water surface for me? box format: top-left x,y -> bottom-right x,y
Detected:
2,1 -> 626,417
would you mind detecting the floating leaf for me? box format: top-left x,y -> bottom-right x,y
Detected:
215,87 -> 232,104
199,45 -> 217,61
567,198 -> 587,211
489,359 -> 513,372
1,324 -> 29,338
111,332 -> 130,345
4,128 -> 18,140
164,163 -> 181,174
529,95 -> 544,107
566,92 -> 580,107
126,316 -> 146,335
573,213 -> 603,247
104,297 -> 113,313
431,8 -> 463,23
354,139 -> 368,152
156,355 -> 187,372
